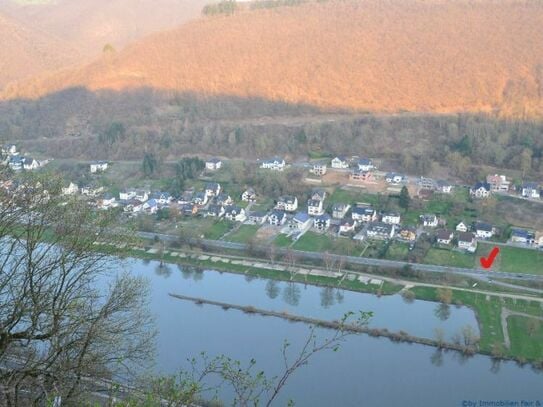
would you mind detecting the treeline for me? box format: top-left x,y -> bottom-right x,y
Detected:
202,0 -> 238,16
1,89 -> 542,182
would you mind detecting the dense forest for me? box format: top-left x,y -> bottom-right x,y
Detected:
0,89 -> 541,183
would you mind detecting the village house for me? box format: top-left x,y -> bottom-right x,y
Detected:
268,211 -> 287,226
311,163 -> 327,176
90,161 -> 108,173
419,177 -> 435,190
339,219 -> 357,234
350,169 -> 374,183
135,190 -> 150,202
366,222 -> 395,240
456,221 -> 469,233
224,206 -> 246,222
474,222 -> 494,239
457,232 -> 477,252
205,204 -> 225,218
215,193 -> 233,206
332,203 -> 351,219
205,158 -> 222,171
276,196 -> 298,212
150,192 -> 172,205
310,189 -> 327,201
289,212 -> 312,232
331,156 -> 349,169
98,193 -> 117,210
123,199 -> 144,214
420,214 -> 439,228
181,203 -> 198,216
248,211 -> 268,225
314,213 -> 332,231
241,188 -> 257,202
352,206 -> 377,222
381,212 -> 401,225
385,173 -> 406,185
119,189 -> 137,201
436,230 -> 454,245
521,182 -> 541,199
470,182 -> 491,199
178,191 -> 193,205
260,157 -> 286,171
192,192 -> 209,206
2,144 -> 18,156
307,199 -> 325,216
399,226 -> 417,242
62,182 -> 79,196
436,180 -> 453,194
486,174 -> 510,193
8,156 -> 23,171
143,199 -> 159,214
205,182 -> 221,198
22,157 -> 40,171
510,228 -> 535,245
80,185 -> 104,197
357,158 -> 374,172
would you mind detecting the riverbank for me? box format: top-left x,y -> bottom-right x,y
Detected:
95,240 -> 543,365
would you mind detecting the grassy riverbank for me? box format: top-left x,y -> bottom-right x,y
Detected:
98,241 -> 543,364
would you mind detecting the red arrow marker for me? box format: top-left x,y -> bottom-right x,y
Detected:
480,246 -> 500,269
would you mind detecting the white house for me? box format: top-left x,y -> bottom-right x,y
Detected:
248,211 -> 268,225
339,219 -> 357,234
215,194 -> 233,206
124,199 -> 144,214
206,204 -> 225,218
80,185 -> 104,197
521,182 -> 541,199
135,190 -> 150,202
382,212 -> 401,225
420,214 -> 438,228
242,188 -> 257,202
268,211 -> 287,226
261,157 -> 286,171
276,196 -> 298,212
192,192 -> 209,206
8,156 -> 23,171
486,174 -> 510,193
436,180 -> 453,194
357,158 -> 374,172
289,212 -> 312,232
62,182 -> 79,196
307,199 -> 324,216
22,157 -> 40,170
470,182 -> 491,199
456,221 -> 469,233
311,163 -> 327,176
510,228 -> 535,245
205,158 -> 222,171
314,214 -> 331,231
436,230 -> 454,245
352,206 -> 377,222
90,161 -> 108,173
385,173 -> 405,184
2,144 -> 18,156
310,190 -> 327,201
143,199 -> 159,214
224,206 -> 246,222
332,203 -> 350,219
119,190 -> 137,201
205,182 -> 221,198
151,192 -> 172,205
98,193 -> 117,209
458,232 -> 477,252
330,156 -> 349,169
474,222 -> 494,239
366,222 -> 395,240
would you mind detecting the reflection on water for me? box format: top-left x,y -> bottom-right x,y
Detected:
126,259 -> 542,406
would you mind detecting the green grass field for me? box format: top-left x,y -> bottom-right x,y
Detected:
293,232 -> 334,252
385,242 -> 410,261
492,245 -> 543,275
423,247 -> 475,269
273,234 -> 293,247
507,316 -> 543,361
203,220 -> 234,240
225,225 -> 260,243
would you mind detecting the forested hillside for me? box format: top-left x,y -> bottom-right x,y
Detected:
4,0 -> 543,118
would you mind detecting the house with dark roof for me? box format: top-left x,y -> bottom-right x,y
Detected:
366,222 -> 395,240
470,182 -> 491,199
474,222 -> 494,239
248,211 -> 268,225
457,232 -> 477,252
268,211 -> 287,226
289,212 -> 312,232
205,157 -> 222,171
352,206 -> 377,222
314,213 -> 332,231
521,182 -> 541,199
436,230 -> 454,245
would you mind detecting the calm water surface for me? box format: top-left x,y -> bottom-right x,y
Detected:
120,259 -> 542,406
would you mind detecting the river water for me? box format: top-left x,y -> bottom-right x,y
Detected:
123,259 -> 542,406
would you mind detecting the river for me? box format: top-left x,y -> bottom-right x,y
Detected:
122,259 -> 542,406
